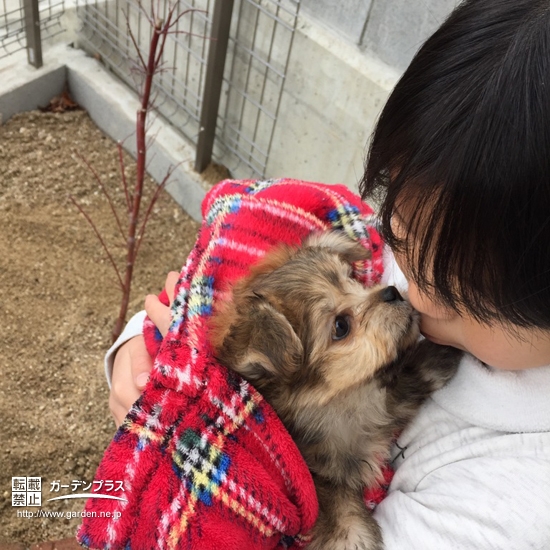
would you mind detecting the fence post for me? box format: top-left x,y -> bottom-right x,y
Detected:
194,0 -> 234,173
23,0 -> 43,68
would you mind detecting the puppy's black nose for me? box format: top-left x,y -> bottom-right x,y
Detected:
381,286 -> 403,302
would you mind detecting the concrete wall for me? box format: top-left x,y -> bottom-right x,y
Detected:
265,16 -> 399,190
361,0 -> 460,70
301,0 -> 460,71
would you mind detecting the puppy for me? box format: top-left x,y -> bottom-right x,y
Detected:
209,231 -> 461,550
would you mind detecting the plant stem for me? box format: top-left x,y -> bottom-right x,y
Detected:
112,19 -> 163,343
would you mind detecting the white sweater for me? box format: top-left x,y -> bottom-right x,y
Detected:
375,248 -> 550,549
106,249 -> 550,549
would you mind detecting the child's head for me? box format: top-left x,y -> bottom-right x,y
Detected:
360,0 -> 550,369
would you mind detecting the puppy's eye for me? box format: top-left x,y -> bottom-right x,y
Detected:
333,315 -> 351,340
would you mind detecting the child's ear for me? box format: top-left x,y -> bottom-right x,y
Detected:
304,231 -> 371,264
211,292 -> 303,388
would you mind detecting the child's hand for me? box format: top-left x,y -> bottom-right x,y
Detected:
109,335 -> 153,427
109,271 -> 179,427
144,270 -> 179,337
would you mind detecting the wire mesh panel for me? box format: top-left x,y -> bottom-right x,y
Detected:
77,0 -> 214,147
39,0 -> 65,40
77,0 -> 299,179
216,0 -> 299,178
0,0 -> 25,57
0,0 -> 65,60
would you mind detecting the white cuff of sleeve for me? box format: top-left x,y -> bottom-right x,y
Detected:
104,310 -> 147,388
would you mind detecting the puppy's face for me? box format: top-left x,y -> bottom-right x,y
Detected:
210,232 -> 419,405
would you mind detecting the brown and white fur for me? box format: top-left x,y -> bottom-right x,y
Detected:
209,231 -> 461,550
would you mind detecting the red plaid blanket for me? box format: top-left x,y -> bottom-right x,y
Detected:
78,179 -> 384,549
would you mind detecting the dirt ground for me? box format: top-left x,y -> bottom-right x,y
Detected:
0,109 -> 213,545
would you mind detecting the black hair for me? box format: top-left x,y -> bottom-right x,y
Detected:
360,0 -> 550,329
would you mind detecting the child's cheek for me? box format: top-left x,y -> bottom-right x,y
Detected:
407,282 -> 452,321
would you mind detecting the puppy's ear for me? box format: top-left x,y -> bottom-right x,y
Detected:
210,291 -> 303,390
304,231 -> 371,264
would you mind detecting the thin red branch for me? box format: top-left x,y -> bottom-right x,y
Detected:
113,11 -> 164,343
129,60 -> 144,73
124,10 -> 147,71
117,142 -> 131,213
154,25 -> 170,68
133,0 -> 154,28
171,8 -> 205,28
134,165 -> 178,258
75,152 -> 126,242
69,195 -> 125,290
145,151 -> 158,173
108,2 -> 206,342
148,89 -> 162,111
146,125 -> 161,149
117,130 -> 135,154
151,60 -> 172,73
152,4 -> 186,70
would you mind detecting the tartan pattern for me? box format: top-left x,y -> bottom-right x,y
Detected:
78,179 -> 384,549
173,429 -> 232,505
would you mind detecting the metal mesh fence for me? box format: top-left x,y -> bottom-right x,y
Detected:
216,0 -> 299,177
77,0 -> 212,147
76,0 -> 300,179
0,0 -> 65,59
